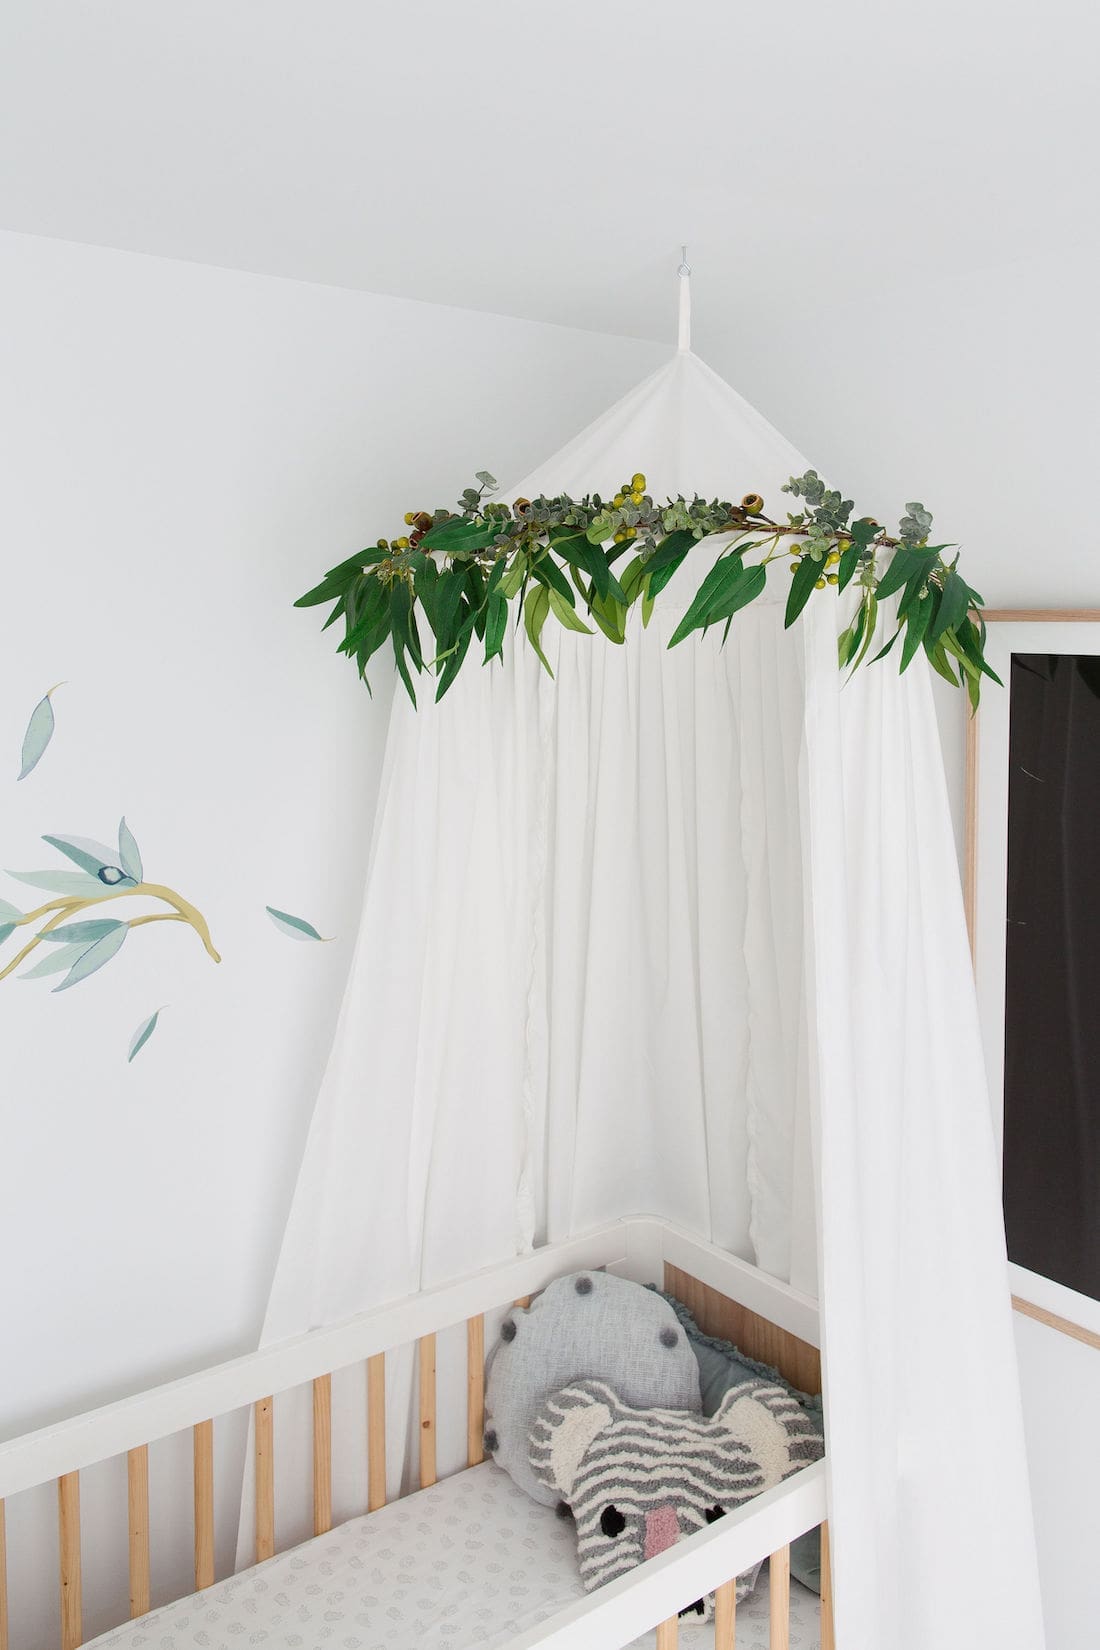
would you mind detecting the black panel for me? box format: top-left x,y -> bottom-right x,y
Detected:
1003,653 -> 1100,1301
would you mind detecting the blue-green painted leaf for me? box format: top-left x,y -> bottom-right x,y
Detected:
0,897 -> 21,921
43,834 -> 122,878
266,905 -> 331,942
17,684 -> 63,781
127,1008 -> 165,1062
53,923 -> 128,991
6,869 -> 108,896
0,922 -> 13,946
20,942 -> 89,980
42,918 -> 127,945
117,818 -> 143,882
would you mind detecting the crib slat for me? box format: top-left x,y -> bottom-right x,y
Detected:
418,1333 -> 437,1488
0,1499 -> 9,1650
313,1374 -> 333,1536
769,1544 -> 790,1650
57,1472 -> 82,1650
655,1618 -> 679,1649
714,1578 -> 736,1649
255,1396 -> 275,1561
193,1420 -> 215,1589
466,1315 -> 485,1467
819,1520 -> 835,1650
127,1446 -> 151,1617
367,1353 -> 386,1511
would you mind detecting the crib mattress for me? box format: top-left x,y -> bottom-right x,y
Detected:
86,1462 -> 819,1650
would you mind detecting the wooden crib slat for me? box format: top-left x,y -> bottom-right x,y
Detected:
418,1334 -> 437,1488
127,1446 -> 150,1617
313,1374 -> 333,1536
255,1396 -> 275,1562
769,1544 -> 790,1650
655,1618 -> 679,1649
714,1578 -> 736,1650
466,1315 -> 485,1468
0,1499 -> 9,1650
367,1353 -> 386,1511
819,1520 -> 835,1650
193,1420 -> 215,1589
57,1472 -> 82,1650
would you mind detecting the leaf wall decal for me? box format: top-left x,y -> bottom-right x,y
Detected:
0,923 -> 13,946
127,1008 -> 165,1062
117,818 -> 143,883
42,918 -> 127,945
266,906 -> 331,942
53,923 -> 128,991
17,684 -> 63,781
0,898 -> 21,921
6,869 -> 107,896
20,943 -> 89,980
42,834 -> 125,879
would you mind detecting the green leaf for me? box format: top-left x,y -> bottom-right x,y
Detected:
266,906 -> 331,942
668,551 -> 749,646
924,637 -> 961,687
483,591 -> 509,664
702,563 -> 767,627
870,626 -> 902,663
0,897 -> 21,922
418,517 -> 497,553
42,834 -> 125,880
127,1008 -> 166,1062
929,569 -> 971,642
18,686 -> 61,781
435,625 -> 473,701
547,585 -> 594,634
499,557 -> 526,599
117,818 -> 143,883
874,544 -> 934,601
588,590 -> 627,644
849,595 -> 879,671
53,923 -> 128,992
523,585 -> 554,677
5,868 -> 105,896
0,922 -> 13,946
646,531 -> 696,598
836,544 -> 861,592
19,942 -> 88,980
784,552 -> 823,630
43,918 -> 127,944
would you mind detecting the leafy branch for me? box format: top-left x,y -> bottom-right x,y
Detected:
297,469 -> 999,709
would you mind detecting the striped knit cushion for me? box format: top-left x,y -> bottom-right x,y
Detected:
529,1377 -> 823,1621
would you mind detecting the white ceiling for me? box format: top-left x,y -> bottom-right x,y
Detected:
1,0 -> 1097,348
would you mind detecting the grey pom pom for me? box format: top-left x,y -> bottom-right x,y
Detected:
483,1427 -> 499,1454
659,1326 -> 679,1348
500,1319 -> 517,1343
574,1275 -> 594,1295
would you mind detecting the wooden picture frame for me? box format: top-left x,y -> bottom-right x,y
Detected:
965,610 -> 1100,1349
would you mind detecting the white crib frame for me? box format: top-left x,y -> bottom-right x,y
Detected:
0,1216 -> 831,1650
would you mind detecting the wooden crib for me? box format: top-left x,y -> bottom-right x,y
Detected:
0,1218 -> 834,1650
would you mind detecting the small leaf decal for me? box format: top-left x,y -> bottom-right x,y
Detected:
0,897 -> 22,922
53,923 -> 128,991
17,684 -> 63,781
0,922 -> 14,946
43,834 -> 123,879
42,918 -> 127,945
6,869 -> 107,896
20,942 -> 89,980
117,818 -> 143,883
128,1007 -> 165,1063
266,906 -> 331,942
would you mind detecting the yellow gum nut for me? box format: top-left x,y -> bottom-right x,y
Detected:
631,472 -> 646,491
815,577 -> 826,589
403,511 -> 417,526
613,494 -> 625,507
826,550 -> 840,567
827,573 -> 839,584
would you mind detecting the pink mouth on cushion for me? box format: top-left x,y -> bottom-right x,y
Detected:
644,1504 -> 680,1559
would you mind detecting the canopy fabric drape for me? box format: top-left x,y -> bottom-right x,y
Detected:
241,346 -> 1045,1649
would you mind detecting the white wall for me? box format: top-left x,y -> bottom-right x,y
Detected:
702,251 -> 1100,1650
0,228 -> 663,1440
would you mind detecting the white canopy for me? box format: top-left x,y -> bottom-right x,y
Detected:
244,302 -> 1044,1649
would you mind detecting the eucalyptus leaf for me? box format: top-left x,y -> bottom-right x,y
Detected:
20,942 -> 89,980
547,585 -> 594,634
0,897 -> 21,922
43,834 -> 122,878
128,1008 -> 165,1062
53,923 -> 128,992
0,922 -> 13,946
6,868 -> 108,896
266,906 -> 331,942
523,585 -> 554,677
43,918 -> 127,944
117,817 -> 143,883
18,686 -> 61,781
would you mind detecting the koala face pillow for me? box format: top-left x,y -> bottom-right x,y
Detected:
484,1272 -> 701,1507
529,1377 -> 824,1621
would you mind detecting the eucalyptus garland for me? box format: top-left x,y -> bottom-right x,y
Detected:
297,470 -> 997,707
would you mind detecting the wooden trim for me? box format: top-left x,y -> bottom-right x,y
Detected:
513,1295 -> 532,1309
664,1264 -> 821,1395
964,702 -> 979,960
655,1617 -> 679,1648
466,1315 -> 485,1467
193,1420 -> 215,1589
980,608 -> 1100,623
367,1353 -> 386,1511
1012,1293 -> 1100,1352
58,1472 -> 82,1650
418,1334 -> 437,1489
0,1500 -> 8,1650
312,1374 -> 332,1536
127,1446 -> 150,1618
255,1396 -> 274,1562
819,1520 -> 834,1650
768,1544 -> 790,1650
713,1578 -> 736,1649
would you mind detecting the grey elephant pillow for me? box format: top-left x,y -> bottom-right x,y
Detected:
529,1377 -> 824,1621
484,1271 -> 701,1507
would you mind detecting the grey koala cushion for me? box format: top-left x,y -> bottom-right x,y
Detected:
529,1376 -> 824,1623
484,1271 -> 701,1507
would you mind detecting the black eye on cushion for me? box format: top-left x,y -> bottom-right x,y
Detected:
704,1505 -> 726,1523
500,1318 -> 517,1342
600,1504 -> 627,1538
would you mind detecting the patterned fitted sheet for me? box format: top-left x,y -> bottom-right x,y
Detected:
86,1461 -> 819,1650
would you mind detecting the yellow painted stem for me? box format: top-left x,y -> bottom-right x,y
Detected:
0,882 -> 220,983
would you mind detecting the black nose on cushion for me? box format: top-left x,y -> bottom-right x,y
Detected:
600,1504 -> 627,1537
483,1428 -> 499,1454
574,1275 -> 594,1295
500,1318 -> 517,1342
704,1505 -> 726,1523
679,1599 -> 707,1617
